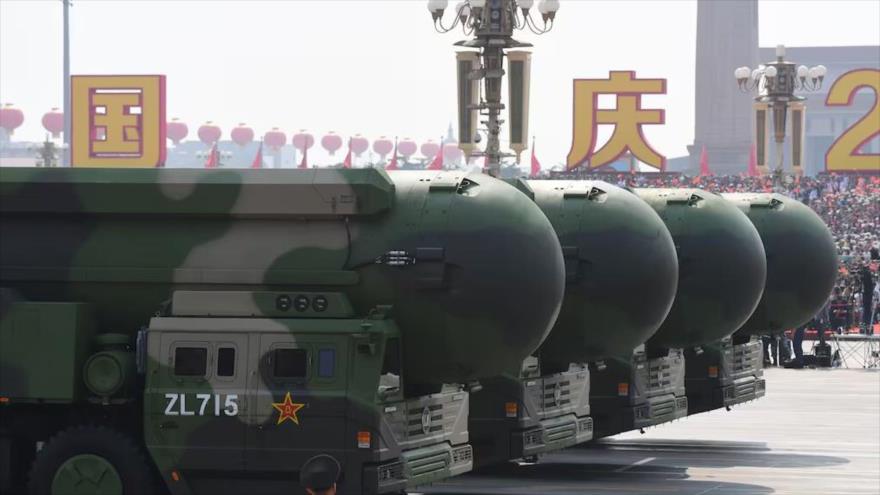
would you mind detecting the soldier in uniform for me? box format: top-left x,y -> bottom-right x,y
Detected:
300,454 -> 341,495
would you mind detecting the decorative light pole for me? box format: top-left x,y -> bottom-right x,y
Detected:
735,45 -> 826,182
428,0 -> 559,177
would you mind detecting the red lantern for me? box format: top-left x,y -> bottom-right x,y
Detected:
350,135 -> 369,156
0,103 -> 24,136
264,128 -> 286,150
198,121 -> 222,145
292,131 -> 315,151
398,139 -> 417,159
321,132 -> 343,155
166,118 -> 188,145
41,108 -> 64,138
373,137 -> 393,158
420,141 -> 440,158
231,123 -> 254,147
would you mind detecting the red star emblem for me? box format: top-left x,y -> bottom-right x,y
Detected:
272,392 -> 305,426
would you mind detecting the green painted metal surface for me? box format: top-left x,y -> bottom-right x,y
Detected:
635,188 -> 767,349
723,193 -> 837,335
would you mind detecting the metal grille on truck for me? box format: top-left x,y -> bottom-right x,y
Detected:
543,380 -> 572,408
523,429 -> 544,446
648,361 -> 673,389
733,342 -> 762,373
406,404 -> 445,439
378,462 -> 404,482
545,421 -> 577,443
652,398 -> 676,418
452,445 -> 473,465
578,417 -> 594,433
407,451 -> 449,477
675,397 -> 687,411
734,380 -> 756,398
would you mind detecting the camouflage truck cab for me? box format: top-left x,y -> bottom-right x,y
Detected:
0,290 -> 472,495
684,336 -> 765,416
590,347 -> 688,438
469,357 -> 592,467
143,291 -> 471,494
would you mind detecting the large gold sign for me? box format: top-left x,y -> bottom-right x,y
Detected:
825,69 -> 880,173
566,71 -> 666,171
71,75 -> 166,167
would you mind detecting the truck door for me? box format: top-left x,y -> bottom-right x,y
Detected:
147,331 -> 249,473
246,333 -> 348,474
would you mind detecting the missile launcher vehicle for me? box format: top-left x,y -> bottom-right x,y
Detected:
469,180 -> 678,465
0,168 -> 566,495
682,192 -> 838,416
590,188 -> 767,438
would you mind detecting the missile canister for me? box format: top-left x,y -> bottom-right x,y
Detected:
634,188 -> 767,349
0,168 -> 565,386
722,192 -> 837,335
519,180 -> 679,367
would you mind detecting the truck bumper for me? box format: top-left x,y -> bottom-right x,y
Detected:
719,376 -> 766,407
511,414 -> 594,459
363,443 -> 472,494
632,395 -> 688,430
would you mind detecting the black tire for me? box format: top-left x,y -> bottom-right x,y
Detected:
27,425 -> 155,495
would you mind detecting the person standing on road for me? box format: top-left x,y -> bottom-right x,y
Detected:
859,264 -> 875,334
787,323 -> 807,368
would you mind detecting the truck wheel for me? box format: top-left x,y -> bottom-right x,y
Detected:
27,425 -> 154,495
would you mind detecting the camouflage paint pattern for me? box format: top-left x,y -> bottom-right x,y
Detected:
722,193 -> 837,336
634,188 -> 767,350
523,180 -> 679,366
0,167 -> 566,386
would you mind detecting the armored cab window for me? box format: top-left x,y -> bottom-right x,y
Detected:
273,348 -> 308,379
217,347 -> 235,377
379,338 -> 402,395
174,347 -> 207,376
318,349 -> 335,378
382,338 -> 401,376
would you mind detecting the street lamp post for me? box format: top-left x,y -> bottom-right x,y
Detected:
735,45 -> 826,184
428,0 -> 559,177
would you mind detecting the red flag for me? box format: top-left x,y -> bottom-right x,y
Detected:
530,140 -> 541,178
204,143 -> 219,168
342,139 -> 352,169
698,145 -> 712,177
427,140 -> 444,170
251,142 -> 263,169
298,145 -> 308,169
747,143 -> 759,177
386,138 -> 399,170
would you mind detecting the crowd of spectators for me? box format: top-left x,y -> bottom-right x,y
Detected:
551,170 -> 879,334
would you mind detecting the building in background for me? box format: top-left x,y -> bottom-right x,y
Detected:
687,0 -> 759,176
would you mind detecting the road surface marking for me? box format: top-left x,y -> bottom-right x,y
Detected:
614,456 -> 656,472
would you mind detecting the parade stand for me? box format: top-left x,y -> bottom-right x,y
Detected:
830,334 -> 880,369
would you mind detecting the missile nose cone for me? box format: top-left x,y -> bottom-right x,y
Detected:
723,193 -> 837,335
387,171 -> 566,383
636,188 -> 767,349
528,181 -> 679,365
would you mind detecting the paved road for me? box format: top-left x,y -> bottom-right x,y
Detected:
418,368 -> 880,495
